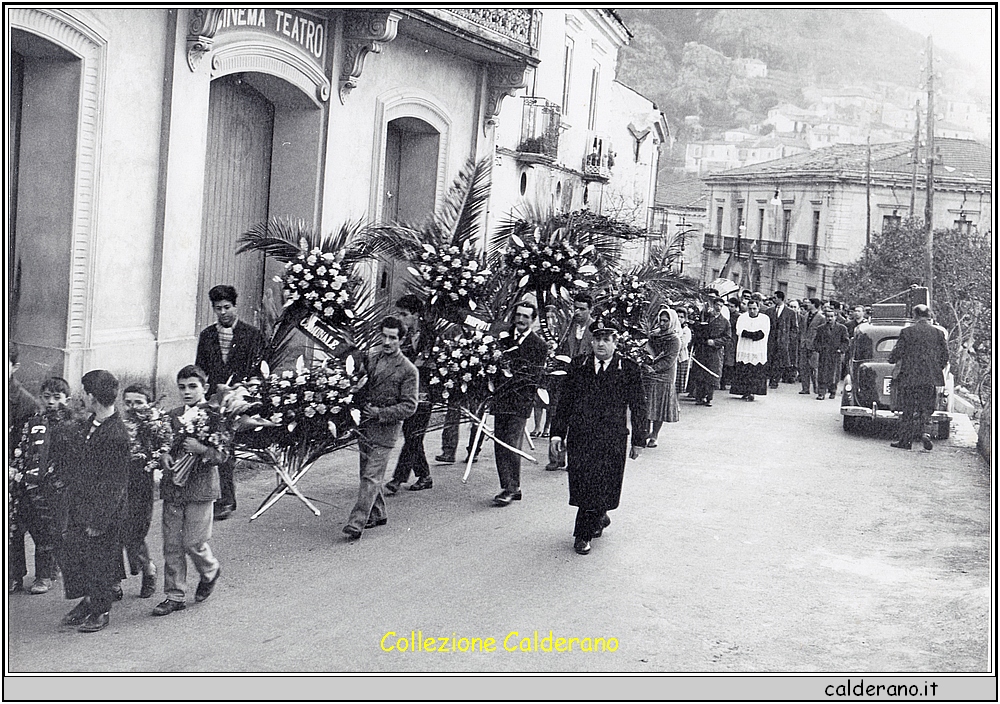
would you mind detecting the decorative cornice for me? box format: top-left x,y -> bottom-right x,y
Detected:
211,41 -> 331,105
484,63 -> 530,134
186,8 -> 220,72
339,10 -> 401,104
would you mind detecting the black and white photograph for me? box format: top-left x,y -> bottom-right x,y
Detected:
5,4 -> 994,700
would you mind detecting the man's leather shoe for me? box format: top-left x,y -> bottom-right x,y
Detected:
920,434 -> 934,451
364,517 -> 388,529
463,454 -> 479,463
492,490 -> 522,506
195,566 -> 220,602
214,505 -> 234,521
384,480 -> 402,495
574,538 -> 591,555
593,513 -> 612,538
152,599 -> 186,616
829,392 -> 837,399
78,611 -> 110,633
798,390 -> 811,394
435,454 -> 455,464
545,463 -> 566,471
61,599 -> 92,626
139,571 -> 156,599
409,477 -> 433,491
890,441 -> 912,450
113,583 -> 123,601
342,525 -> 362,540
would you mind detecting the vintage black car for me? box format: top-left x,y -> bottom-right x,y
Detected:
840,296 -> 952,438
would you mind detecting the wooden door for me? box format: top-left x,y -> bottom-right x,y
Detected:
197,74 -> 274,332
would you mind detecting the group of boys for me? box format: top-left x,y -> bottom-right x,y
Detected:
7,285 -> 257,633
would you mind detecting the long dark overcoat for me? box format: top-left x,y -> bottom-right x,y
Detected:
60,413 -> 130,600
689,313 -> 730,387
766,305 -> 799,368
549,353 -> 647,511
492,328 -> 549,418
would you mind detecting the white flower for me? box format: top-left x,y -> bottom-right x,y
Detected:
306,255 -> 317,266
303,391 -> 315,401
292,264 -> 303,273
304,407 -> 316,418
315,403 -> 327,414
269,413 -> 283,424
271,396 -> 282,406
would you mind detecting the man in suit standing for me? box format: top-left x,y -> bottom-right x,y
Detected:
491,301 -> 548,506
797,298 -> 825,395
688,296 -> 730,407
766,291 -> 799,388
195,284 -> 266,520
343,316 -> 418,539
550,317 -> 646,555
888,304 -> 949,451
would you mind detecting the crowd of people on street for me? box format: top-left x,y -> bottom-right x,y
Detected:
8,276 -> 947,632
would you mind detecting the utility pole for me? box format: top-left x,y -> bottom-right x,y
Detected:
865,135 -> 872,247
910,100 -> 920,218
923,36 -> 935,306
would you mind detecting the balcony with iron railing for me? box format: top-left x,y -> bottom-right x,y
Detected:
400,9 -> 539,63
703,233 -> 723,251
515,97 -> 561,164
582,133 -> 614,181
796,244 -> 818,264
756,239 -> 790,259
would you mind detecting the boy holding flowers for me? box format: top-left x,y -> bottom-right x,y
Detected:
153,365 -> 229,616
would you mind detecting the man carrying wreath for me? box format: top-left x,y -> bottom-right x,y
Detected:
491,301 -> 548,507
549,317 -> 647,555
343,316 -> 418,539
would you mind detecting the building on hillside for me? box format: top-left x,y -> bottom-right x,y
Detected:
684,135 -> 807,176
698,138 -> 991,300
764,104 -> 819,135
490,9 -> 668,268
649,175 -> 708,279
733,57 -> 767,79
9,7 -> 539,392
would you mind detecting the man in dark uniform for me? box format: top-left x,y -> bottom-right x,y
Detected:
491,301 -> 548,506
550,316 -> 647,555
194,284 -> 266,520
58,370 -> 130,633
889,304 -> 949,451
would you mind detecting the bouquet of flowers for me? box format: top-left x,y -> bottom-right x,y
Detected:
426,328 -> 506,405
607,273 -> 650,324
407,243 -> 490,313
615,327 -> 654,368
503,231 -> 599,296
278,243 -> 357,328
169,405 -> 230,487
249,356 -> 365,443
123,405 -> 174,474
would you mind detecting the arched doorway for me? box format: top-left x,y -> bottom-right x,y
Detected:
378,116 -> 440,304
8,29 -> 82,378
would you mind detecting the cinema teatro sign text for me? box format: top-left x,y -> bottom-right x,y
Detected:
215,8 -> 327,66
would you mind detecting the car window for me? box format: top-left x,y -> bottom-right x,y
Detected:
876,338 -> 897,353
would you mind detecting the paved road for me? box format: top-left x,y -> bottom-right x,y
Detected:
7,382 -> 991,675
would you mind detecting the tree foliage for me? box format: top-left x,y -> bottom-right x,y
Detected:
832,220 -> 992,394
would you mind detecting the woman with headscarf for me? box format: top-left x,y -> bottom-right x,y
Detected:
643,307 -> 682,447
730,298 -> 771,401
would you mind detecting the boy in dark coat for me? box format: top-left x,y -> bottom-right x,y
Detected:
9,377 -> 78,595
550,317 -> 647,556
58,370 -> 130,633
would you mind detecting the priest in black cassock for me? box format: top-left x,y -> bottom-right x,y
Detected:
549,316 -> 647,555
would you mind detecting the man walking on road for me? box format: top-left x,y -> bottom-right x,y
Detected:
797,298 -> 824,395
549,317 -> 646,556
888,304 -> 949,451
343,317 -> 417,539
491,302 -> 548,507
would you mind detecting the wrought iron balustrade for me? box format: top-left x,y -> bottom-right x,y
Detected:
516,97 -> 561,162
447,8 -> 536,47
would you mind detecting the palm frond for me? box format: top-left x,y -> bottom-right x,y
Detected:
236,217 -> 316,261
434,157 -> 492,249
